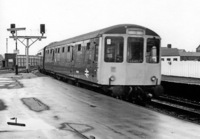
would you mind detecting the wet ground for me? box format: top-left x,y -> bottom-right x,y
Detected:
0,71 -> 200,139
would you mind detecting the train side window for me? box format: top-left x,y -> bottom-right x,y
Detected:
78,44 -> 81,51
146,38 -> 160,63
67,46 -> 70,52
58,48 -> 60,53
127,37 -> 143,63
62,47 -> 65,53
104,37 -> 124,63
87,43 -> 90,50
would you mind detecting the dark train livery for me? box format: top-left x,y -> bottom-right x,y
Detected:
39,24 -> 163,103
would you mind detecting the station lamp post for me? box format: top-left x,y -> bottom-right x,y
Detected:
7,24 -> 46,73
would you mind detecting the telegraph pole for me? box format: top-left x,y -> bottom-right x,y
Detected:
7,24 -> 46,73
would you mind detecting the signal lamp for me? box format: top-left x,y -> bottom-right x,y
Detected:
10,24 -> 15,34
40,24 -> 45,35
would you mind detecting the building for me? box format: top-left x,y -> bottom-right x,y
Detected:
179,52 -> 200,61
4,53 -> 16,69
161,47 -> 180,61
196,45 -> 200,52
161,45 -> 200,62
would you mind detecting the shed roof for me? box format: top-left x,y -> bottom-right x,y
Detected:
161,47 -> 180,56
161,47 -> 200,57
179,52 -> 200,57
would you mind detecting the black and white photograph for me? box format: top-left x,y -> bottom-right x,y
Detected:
0,0 -> 200,138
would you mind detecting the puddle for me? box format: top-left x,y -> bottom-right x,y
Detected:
59,123 -> 93,133
0,78 -> 23,89
0,99 -> 7,111
21,98 -> 49,112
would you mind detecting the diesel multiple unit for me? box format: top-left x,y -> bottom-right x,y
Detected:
39,24 -> 163,103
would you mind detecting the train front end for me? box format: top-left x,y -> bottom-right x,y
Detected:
98,25 -> 163,103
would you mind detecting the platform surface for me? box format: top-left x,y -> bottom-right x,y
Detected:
162,75 -> 200,85
0,72 -> 200,139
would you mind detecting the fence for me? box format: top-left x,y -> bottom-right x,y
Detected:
161,61 -> 200,78
17,55 -> 43,68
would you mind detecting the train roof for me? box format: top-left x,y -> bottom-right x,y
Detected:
46,24 -> 160,48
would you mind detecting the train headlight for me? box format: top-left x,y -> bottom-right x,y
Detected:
151,76 -> 157,82
110,76 -> 115,81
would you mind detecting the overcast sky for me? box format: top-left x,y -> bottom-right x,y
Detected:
1,0 -> 200,56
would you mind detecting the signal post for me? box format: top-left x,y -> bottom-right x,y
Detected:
7,24 -> 46,73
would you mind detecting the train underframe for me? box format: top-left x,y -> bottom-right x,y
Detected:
40,68 -> 163,105
102,85 -> 163,104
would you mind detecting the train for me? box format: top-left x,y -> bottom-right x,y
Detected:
38,24 -> 163,104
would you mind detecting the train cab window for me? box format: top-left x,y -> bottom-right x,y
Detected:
146,38 -> 160,63
104,37 -> 124,63
127,37 -> 143,63
78,44 -> 81,51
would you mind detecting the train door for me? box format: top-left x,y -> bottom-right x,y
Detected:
83,38 -> 99,83
65,45 -> 73,77
91,38 -> 99,83
52,49 -> 55,71
84,40 -> 93,82
74,43 -> 84,79
70,45 -> 75,77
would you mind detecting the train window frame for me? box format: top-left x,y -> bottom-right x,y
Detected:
78,44 -> 81,51
86,42 -> 90,50
146,38 -> 160,64
127,37 -> 144,63
62,47 -> 65,53
104,36 -> 124,63
67,46 -> 70,52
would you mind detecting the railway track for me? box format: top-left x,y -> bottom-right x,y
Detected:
146,95 -> 200,124
157,95 -> 200,110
